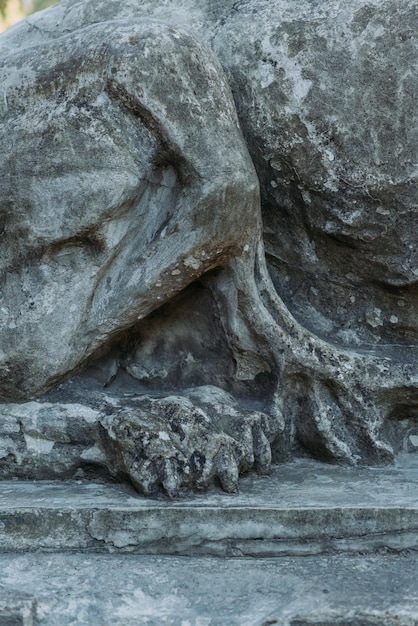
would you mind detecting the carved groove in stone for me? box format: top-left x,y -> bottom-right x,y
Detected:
0,0 -> 416,495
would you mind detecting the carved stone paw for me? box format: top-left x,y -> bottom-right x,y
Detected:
99,386 -> 283,496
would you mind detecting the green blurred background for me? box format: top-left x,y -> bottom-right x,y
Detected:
0,0 -> 58,31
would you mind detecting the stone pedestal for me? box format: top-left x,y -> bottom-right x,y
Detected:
1,459 -> 418,624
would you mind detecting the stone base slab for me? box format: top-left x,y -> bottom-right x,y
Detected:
1,457 -> 418,556
2,553 -> 418,625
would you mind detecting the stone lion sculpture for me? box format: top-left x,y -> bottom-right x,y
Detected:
0,0 -> 416,495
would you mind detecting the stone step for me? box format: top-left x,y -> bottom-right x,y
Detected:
2,552 -> 418,625
1,457 -> 418,556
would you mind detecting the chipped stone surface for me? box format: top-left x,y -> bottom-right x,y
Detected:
0,0 -> 417,495
0,387 -> 282,494
1,458 -> 418,556
4,0 -> 416,355
1,552 -> 418,625
0,587 -> 36,626
0,16 -> 258,401
1,462 -> 418,623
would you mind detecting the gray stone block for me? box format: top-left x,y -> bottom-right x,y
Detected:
1,458 -> 418,556
0,588 -> 36,626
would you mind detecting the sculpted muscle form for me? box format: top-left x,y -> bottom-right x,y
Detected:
0,0 -> 416,494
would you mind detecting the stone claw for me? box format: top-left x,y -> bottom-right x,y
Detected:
100,387 -> 283,496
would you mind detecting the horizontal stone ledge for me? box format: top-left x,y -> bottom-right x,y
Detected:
1,458 -> 418,557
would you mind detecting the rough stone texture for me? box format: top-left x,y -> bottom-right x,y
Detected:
1,458 -> 418,556
0,388 -> 281,494
1,465 -> 418,623
210,0 -> 418,354
0,588 -> 36,626
0,15 -> 259,401
2,552 -> 418,625
0,0 -> 417,494
4,0 -> 416,354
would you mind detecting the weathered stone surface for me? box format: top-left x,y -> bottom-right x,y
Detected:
210,0 -> 418,355
0,16 -> 258,400
4,1 -> 416,353
18,0 -> 416,354
0,588 -> 36,626
0,0 -> 417,495
0,387 -> 282,494
1,458 -> 418,556
2,552 -> 418,625
2,463 -> 418,623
